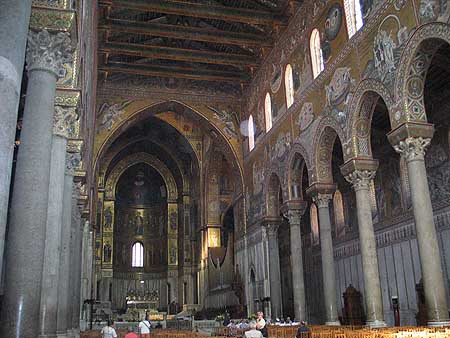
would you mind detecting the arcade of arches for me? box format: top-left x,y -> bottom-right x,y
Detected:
0,1 -> 449,337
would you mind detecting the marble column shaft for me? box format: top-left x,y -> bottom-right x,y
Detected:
71,213 -> 83,333
39,106 -> 77,338
393,137 -> 450,326
286,210 -> 307,321
0,30 -> 72,338
345,170 -> 385,328
266,224 -> 282,320
314,194 -> 340,325
39,135 -> 68,338
0,0 -> 33,281
81,221 -> 93,310
66,196 -> 78,336
57,171 -> 74,337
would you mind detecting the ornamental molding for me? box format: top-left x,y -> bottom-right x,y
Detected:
392,137 -> 431,162
344,169 -> 376,191
26,29 -> 73,77
53,105 -> 78,138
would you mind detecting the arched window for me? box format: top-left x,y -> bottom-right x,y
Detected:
248,115 -> 255,151
285,64 -> 294,109
310,203 -> 320,245
131,242 -> 144,267
310,29 -> 324,79
344,0 -> 363,39
264,92 -> 272,132
333,190 -> 345,238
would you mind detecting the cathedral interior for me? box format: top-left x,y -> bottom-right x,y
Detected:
0,0 -> 450,337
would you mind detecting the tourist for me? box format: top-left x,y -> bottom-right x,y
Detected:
124,327 -> 138,338
101,319 -> 117,338
138,315 -> 152,338
244,321 -> 263,338
256,311 -> 268,337
296,321 -> 310,338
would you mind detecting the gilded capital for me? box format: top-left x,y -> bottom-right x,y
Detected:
392,137 -> 431,162
53,106 -> 78,138
26,29 -> 73,77
344,170 -> 376,191
313,193 -> 333,209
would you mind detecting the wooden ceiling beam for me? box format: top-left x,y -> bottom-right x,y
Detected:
98,0 -> 283,25
99,19 -> 273,47
99,62 -> 250,83
99,42 -> 258,67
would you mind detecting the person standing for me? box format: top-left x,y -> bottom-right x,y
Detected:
256,311 -> 268,337
296,321 -> 310,338
101,320 -> 117,338
138,316 -> 152,338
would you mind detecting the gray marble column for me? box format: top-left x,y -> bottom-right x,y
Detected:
71,209 -> 83,336
66,194 -> 79,337
81,220 -> 93,318
57,166 -> 74,338
313,194 -> 340,325
281,201 -> 307,322
265,222 -> 282,320
0,0 -> 32,281
0,30 -> 72,338
392,137 -> 450,326
344,169 -> 386,328
39,107 -> 78,338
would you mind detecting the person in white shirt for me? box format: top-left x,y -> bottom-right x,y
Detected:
256,311 -> 267,337
101,320 -> 117,338
138,316 -> 152,338
245,321 -> 263,338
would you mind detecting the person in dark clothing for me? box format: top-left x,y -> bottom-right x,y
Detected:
296,321 -> 310,338
223,311 -> 230,326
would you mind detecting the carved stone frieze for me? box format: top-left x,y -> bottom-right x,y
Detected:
26,29 -> 73,77
392,137 -> 431,162
53,105 -> 78,138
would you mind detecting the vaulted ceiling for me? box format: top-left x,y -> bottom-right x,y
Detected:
97,0 -> 299,93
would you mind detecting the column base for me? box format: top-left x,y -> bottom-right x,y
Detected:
366,320 -> 387,328
427,319 -> 450,327
38,334 -> 58,338
325,321 -> 341,326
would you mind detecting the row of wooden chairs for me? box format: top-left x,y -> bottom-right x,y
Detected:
265,325 -> 450,338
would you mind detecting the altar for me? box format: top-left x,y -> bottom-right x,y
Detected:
123,290 -> 166,321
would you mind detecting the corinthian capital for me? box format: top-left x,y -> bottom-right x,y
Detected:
344,170 -> 375,191
313,193 -> 333,209
392,137 -> 431,162
26,29 -> 73,77
53,106 -> 78,138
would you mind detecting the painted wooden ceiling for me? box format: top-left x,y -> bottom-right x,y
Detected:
97,0 -> 299,93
